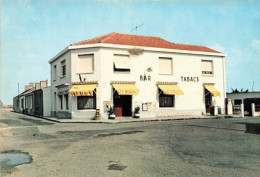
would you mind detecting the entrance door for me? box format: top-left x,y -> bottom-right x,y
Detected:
205,89 -> 212,114
114,93 -> 132,117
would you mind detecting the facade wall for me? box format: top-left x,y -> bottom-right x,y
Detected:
50,51 -> 72,118
227,92 -> 260,104
13,96 -> 20,112
98,48 -> 225,118
50,46 -> 226,119
25,93 -> 34,115
43,86 -> 52,117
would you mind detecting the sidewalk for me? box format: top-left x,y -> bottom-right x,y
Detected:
42,114 -> 227,124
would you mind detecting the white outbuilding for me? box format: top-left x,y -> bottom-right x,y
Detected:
49,33 -> 226,120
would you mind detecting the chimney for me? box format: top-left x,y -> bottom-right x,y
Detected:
40,80 -> 48,89
25,85 -> 30,91
35,83 -> 40,90
29,82 -> 34,89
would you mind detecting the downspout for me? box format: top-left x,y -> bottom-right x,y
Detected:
50,63 -> 53,116
222,56 -> 226,115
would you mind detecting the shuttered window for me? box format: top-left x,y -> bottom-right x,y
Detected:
78,54 -> 94,74
114,55 -> 131,72
201,60 -> 213,74
53,65 -> 57,80
159,58 -> 172,75
61,60 -> 66,76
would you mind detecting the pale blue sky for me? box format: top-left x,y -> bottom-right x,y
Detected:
1,0 -> 260,105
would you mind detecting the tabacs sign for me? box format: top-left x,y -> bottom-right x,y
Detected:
181,76 -> 199,82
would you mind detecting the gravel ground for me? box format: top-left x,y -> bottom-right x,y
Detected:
1,108 -> 260,177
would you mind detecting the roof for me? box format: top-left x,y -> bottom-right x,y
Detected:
71,32 -> 221,54
18,88 -> 35,96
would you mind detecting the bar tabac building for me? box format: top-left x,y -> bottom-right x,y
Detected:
49,33 -> 226,119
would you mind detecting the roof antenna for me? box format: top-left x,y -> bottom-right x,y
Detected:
130,23 -> 144,34
252,81 -> 254,92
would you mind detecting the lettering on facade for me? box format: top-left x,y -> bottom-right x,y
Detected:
140,75 -> 151,81
118,90 -> 138,95
70,91 -> 93,96
181,76 -> 199,82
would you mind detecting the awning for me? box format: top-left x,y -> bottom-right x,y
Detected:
158,84 -> 183,95
204,84 -> 220,97
112,84 -> 139,95
69,84 -> 97,96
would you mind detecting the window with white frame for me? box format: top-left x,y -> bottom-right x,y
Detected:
61,60 -> 66,77
65,94 -> 69,110
30,96 -> 33,109
159,57 -> 172,75
59,95 -> 63,110
77,94 -> 96,109
53,65 -> 57,80
113,54 -> 131,72
21,99 -> 24,109
78,54 -> 94,74
201,60 -> 213,75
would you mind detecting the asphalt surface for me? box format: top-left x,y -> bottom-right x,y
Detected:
0,108 -> 260,177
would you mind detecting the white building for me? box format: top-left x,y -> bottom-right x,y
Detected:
49,33 -> 226,120
227,91 -> 260,105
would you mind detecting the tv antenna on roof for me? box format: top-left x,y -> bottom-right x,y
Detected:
130,23 -> 144,34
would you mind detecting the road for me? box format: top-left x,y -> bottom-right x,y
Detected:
1,108 -> 260,177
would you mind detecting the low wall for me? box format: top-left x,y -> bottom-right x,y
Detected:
56,111 -> 72,119
71,110 -> 96,120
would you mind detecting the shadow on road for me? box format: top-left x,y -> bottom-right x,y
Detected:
186,124 -> 244,132
237,122 -> 260,135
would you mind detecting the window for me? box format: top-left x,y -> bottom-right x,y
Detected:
159,94 -> 174,107
61,60 -> 66,77
77,95 -> 96,109
201,60 -> 213,74
159,57 -> 172,75
65,94 -> 69,110
78,54 -> 94,73
21,99 -> 24,109
114,55 -> 131,72
59,95 -> 63,110
29,96 -> 33,109
53,65 -> 57,80
25,97 -> 28,108
234,99 -> 242,105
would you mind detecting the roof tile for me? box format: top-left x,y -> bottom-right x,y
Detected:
71,33 -> 221,54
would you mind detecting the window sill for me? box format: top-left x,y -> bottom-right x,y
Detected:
58,110 -> 69,112
202,74 -> 214,77
60,75 -> 66,79
113,71 -> 131,74
77,109 -> 96,111
159,107 -> 175,109
76,72 -> 94,74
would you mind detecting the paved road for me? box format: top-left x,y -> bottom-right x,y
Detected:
1,108 -> 260,177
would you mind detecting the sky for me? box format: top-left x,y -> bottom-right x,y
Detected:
1,0 -> 260,105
